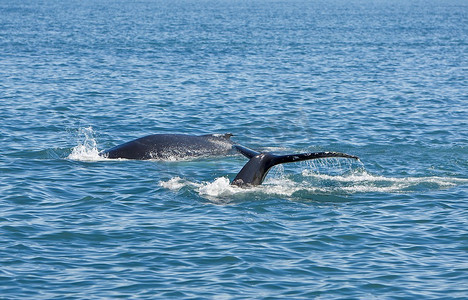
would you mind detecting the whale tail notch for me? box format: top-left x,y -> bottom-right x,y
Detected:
232,145 -> 359,186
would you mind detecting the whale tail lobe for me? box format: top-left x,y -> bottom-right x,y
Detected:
232,145 -> 359,186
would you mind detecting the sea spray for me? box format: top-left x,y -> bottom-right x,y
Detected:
68,127 -> 103,161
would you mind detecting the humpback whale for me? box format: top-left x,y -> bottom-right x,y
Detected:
100,133 -> 359,186
100,133 -> 235,160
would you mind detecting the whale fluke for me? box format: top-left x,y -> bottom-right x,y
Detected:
233,145 -> 260,159
232,145 -> 359,186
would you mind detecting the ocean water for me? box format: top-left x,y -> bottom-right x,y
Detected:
1,0 -> 467,298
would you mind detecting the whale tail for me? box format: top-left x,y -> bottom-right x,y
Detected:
232,145 -> 359,186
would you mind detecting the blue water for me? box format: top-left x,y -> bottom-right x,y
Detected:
1,0 -> 467,298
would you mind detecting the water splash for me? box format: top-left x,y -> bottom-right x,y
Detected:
159,176 -> 302,200
67,127 -> 104,161
159,176 -> 198,190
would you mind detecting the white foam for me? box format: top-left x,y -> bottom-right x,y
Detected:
260,177 -> 304,196
159,176 -> 323,200
159,169 -> 467,201
198,177 -> 239,197
303,169 -> 466,186
159,177 -> 194,191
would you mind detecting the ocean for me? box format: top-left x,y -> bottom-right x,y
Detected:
1,0 -> 467,298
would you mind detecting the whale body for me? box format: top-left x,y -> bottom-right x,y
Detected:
100,133 -> 359,186
100,133 -> 235,160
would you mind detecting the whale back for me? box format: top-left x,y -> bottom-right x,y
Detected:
101,133 -> 234,160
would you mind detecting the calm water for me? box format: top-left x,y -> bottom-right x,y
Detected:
1,0 -> 467,298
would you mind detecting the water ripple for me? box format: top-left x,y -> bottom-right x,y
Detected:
1,0 -> 467,299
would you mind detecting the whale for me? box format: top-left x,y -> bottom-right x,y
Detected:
100,133 -> 359,186
100,133 -> 235,160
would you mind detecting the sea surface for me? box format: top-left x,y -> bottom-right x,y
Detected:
1,0 -> 467,299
